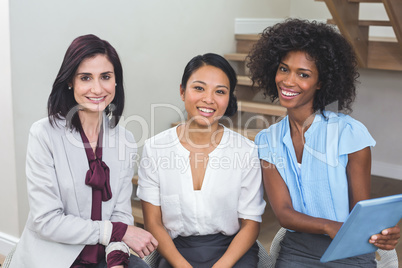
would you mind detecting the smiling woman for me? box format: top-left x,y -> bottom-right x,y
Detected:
137,53 -> 266,268
70,54 -> 116,115
275,51 -> 321,118
180,65 -> 230,130
9,34 -> 157,268
248,18 -> 400,267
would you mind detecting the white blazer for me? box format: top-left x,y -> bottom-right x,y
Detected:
10,116 -> 136,268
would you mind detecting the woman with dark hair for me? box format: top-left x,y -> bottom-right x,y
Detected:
10,34 -> 157,268
137,53 -> 266,267
249,19 -> 400,267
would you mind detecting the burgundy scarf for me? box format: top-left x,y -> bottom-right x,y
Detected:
75,125 -> 112,265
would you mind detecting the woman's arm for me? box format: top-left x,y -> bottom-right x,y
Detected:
261,160 -> 342,238
142,200 -> 192,268
212,219 -> 260,268
346,147 -> 371,208
347,147 -> 400,249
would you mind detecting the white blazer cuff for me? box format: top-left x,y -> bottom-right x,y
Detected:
99,220 -> 113,246
105,241 -> 130,262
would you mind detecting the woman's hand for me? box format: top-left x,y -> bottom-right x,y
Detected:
122,225 -> 158,258
141,201 -> 192,267
212,219 -> 260,268
369,225 -> 400,250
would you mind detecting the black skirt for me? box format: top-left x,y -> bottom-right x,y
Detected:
158,233 -> 259,268
275,231 -> 376,268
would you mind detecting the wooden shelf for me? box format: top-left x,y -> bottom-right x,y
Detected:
237,100 -> 287,117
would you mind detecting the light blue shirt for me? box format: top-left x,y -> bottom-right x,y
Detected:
255,111 -> 375,222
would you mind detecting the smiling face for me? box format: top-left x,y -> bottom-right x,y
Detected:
71,54 -> 116,115
275,50 -> 321,114
181,65 -> 230,128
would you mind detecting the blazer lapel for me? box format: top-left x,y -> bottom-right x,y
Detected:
102,117 -> 119,212
62,127 -> 92,219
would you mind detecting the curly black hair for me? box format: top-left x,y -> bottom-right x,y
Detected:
247,18 -> 359,114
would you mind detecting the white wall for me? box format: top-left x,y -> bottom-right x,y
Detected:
353,69 -> 402,180
290,0 -> 330,19
8,0 -> 287,240
0,0 -> 20,252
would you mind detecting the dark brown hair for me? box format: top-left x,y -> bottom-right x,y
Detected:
47,34 -> 125,129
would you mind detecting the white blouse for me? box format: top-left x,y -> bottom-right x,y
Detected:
137,125 -> 266,239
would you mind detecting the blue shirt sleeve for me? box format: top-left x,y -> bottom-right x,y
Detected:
338,115 -> 376,156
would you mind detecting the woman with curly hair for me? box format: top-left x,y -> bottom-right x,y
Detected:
249,19 -> 400,267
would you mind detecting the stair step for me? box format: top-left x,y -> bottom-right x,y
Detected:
236,35 -> 260,53
237,75 -> 253,86
238,100 -> 287,117
132,175 -> 138,185
131,175 -> 143,225
328,18 -> 392,27
348,0 -> 382,2
229,127 -> 262,141
224,53 -> 248,61
316,0 -> 382,2
369,36 -> 398,42
383,0 -> 402,49
235,34 -> 260,41
131,199 -> 144,225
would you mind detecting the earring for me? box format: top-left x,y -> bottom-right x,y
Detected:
68,86 -> 72,90
115,83 -> 117,86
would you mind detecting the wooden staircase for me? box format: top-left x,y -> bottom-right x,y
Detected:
317,0 -> 402,71
132,175 -> 144,226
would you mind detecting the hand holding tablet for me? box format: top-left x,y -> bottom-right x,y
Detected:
321,194 -> 402,263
